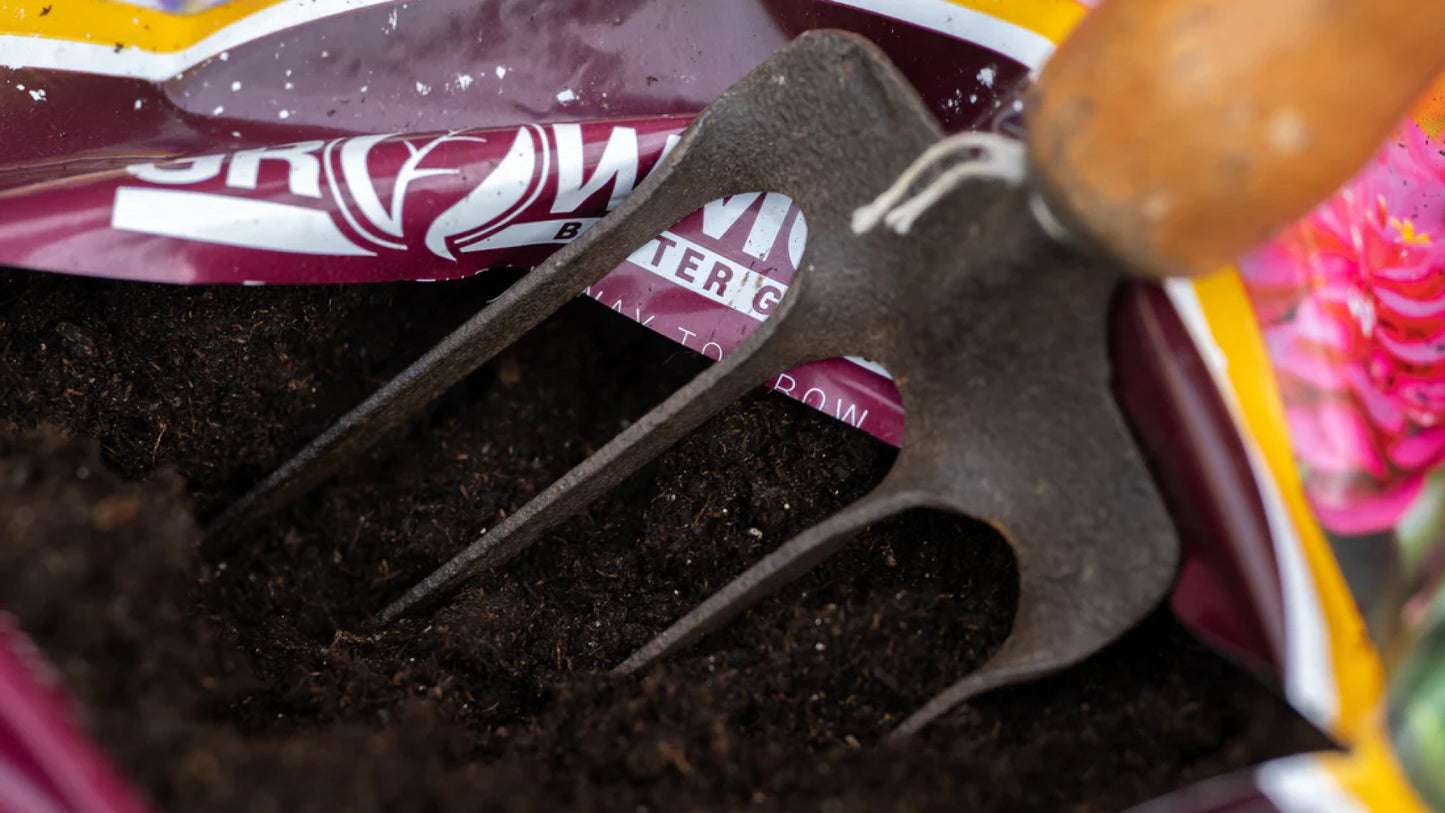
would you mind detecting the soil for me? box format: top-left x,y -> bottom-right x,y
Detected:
0,267 -> 1330,812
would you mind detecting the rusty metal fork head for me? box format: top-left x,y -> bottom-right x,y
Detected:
210,30 -> 1178,739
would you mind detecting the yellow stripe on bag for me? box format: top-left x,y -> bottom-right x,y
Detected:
1192,269 -> 1384,744
0,0 -> 287,51
0,0 -> 1087,58
1321,716 -> 1431,813
942,0 -> 1088,44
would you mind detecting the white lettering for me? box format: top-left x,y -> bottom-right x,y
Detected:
552,124 -> 639,213
658,133 -> 682,165
699,193 -> 800,264
112,188 -> 373,256
626,231 -> 789,321
459,218 -> 599,254
752,284 -> 784,317
700,194 -> 761,239
742,192 -> 793,261
787,209 -> 809,269
227,141 -> 325,198
338,134 -> 399,235
430,127 -> 542,259
127,154 -> 225,185
834,400 -> 869,429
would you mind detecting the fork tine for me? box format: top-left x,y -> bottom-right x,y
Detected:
373,318 -> 811,625
205,158 -> 725,543
613,482 -> 921,675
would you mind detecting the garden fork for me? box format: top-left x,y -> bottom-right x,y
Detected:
213,0 -> 1445,737
210,28 -> 1177,737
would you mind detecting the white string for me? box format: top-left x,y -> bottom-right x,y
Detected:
882,138 -> 1027,234
1028,192 -> 1071,242
850,131 -> 1025,234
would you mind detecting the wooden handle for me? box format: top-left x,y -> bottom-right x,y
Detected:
1028,0 -> 1445,278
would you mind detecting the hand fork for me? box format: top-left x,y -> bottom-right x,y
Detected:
209,29 -> 1175,738
213,0 -> 1445,738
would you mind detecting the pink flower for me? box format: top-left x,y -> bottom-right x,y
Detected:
1239,120 -> 1445,534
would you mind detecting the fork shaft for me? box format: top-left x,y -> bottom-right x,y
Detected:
373,316 -> 808,625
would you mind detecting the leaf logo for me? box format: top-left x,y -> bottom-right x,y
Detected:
324,125 -> 548,260
426,125 -> 548,260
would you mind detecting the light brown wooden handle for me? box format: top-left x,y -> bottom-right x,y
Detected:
1028,0 -> 1445,278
